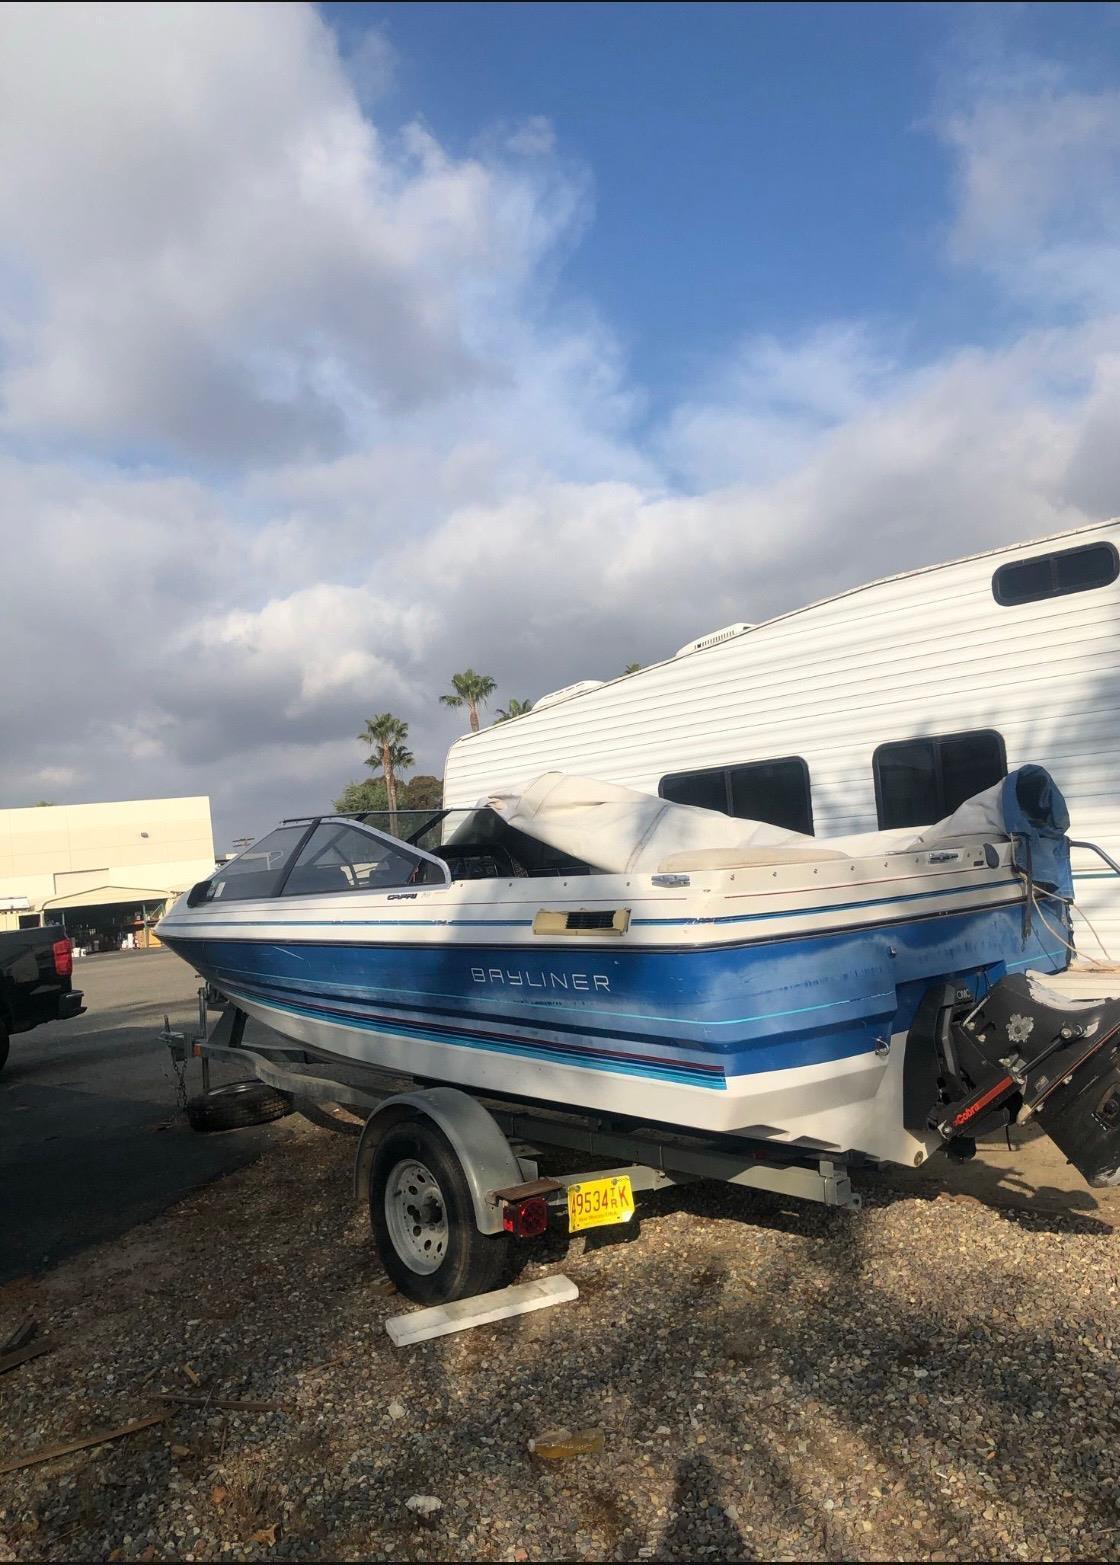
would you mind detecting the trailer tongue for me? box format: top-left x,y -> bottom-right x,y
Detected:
923,973 -> 1120,1187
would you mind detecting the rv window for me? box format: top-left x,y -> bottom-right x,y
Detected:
660,757 -> 814,835
282,821 -> 438,895
659,769 -> 727,814
874,730 -> 1006,830
993,542 -> 1118,606
729,758 -> 814,835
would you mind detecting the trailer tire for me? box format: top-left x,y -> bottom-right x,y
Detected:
369,1117 -> 510,1304
0,1022 -> 9,1076
186,1078 -> 292,1132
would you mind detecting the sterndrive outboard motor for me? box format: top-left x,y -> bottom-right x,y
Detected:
902,766 -> 1120,1187
906,973 -> 1120,1187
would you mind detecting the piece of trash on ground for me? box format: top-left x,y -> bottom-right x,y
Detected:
528,1427 -> 605,1460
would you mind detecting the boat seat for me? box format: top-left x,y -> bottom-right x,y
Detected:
658,845 -> 850,872
435,844 -> 527,880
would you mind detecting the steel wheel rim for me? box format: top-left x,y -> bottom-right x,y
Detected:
384,1158 -> 448,1275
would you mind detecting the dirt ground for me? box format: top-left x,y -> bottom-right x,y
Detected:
1,1112 -> 1118,1563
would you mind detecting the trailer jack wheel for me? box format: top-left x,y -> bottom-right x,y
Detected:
186,1078 -> 292,1132
369,1118 -> 510,1304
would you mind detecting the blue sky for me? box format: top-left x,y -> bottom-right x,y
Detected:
328,1 -> 1116,401
1,2 -> 1119,843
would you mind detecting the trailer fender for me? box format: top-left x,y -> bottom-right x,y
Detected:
353,1087 -> 523,1235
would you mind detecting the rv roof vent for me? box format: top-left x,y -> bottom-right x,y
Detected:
674,623 -> 753,658
531,679 -> 606,712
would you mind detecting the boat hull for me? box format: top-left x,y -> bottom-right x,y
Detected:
160,893 -> 1067,1166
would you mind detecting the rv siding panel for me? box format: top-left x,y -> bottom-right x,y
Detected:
444,519 -> 1120,950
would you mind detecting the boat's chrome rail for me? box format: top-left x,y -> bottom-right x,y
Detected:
1068,838 -> 1120,878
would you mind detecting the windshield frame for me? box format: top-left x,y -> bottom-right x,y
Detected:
277,817 -> 451,898
191,816 -> 452,906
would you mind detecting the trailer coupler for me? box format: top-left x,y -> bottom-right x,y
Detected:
927,972 -> 1120,1187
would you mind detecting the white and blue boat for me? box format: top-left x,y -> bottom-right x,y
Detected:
157,766 -> 1078,1171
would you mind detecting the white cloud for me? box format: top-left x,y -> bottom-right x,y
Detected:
0,2 -> 586,460
0,9 -> 1118,847
941,65 -> 1120,309
660,324 -> 895,490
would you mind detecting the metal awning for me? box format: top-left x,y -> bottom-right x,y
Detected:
39,885 -> 171,911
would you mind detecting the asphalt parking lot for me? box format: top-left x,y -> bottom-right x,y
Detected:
0,948 -> 289,1281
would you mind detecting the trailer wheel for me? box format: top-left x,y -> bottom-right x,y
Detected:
186,1078 -> 292,1132
0,1021 -> 9,1076
369,1118 -> 510,1304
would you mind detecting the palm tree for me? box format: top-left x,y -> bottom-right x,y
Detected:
440,669 -> 496,733
357,714 -> 414,819
624,662 -> 642,675
495,698 -> 533,723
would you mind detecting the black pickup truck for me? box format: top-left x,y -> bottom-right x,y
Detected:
0,925 -> 84,1073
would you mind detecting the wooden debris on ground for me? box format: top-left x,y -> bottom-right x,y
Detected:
157,1392 -> 291,1413
0,1337 -> 55,1376
0,1317 -> 37,1355
0,1411 -> 170,1476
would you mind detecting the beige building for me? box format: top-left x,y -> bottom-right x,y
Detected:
0,796 -> 215,943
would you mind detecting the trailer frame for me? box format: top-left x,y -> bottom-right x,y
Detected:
163,990 -> 861,1301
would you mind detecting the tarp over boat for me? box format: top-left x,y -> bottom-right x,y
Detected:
485,764 -> 1072,890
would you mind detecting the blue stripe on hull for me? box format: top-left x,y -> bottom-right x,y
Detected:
162,896 -> 1068,1084
222,981 -> 728,1087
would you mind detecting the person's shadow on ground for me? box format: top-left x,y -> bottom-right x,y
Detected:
658,1449 -> 752,1560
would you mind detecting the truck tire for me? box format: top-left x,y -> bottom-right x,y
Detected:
369,1117 -> 511,1304
186,1078 -> 291,1132
0,1022 -> 9,1076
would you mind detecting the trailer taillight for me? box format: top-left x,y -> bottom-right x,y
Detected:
52,937 -> 73,979
502,1196 -> 549,1239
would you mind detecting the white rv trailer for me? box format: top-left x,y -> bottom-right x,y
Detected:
443,518 -> 1120,952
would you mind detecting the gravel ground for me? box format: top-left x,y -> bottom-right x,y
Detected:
1,1120 -> 1118,1563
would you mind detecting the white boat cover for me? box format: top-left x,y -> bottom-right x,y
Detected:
485,771 -> 1014,875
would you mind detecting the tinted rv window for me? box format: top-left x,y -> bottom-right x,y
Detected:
659,769 -> 727,814
874,730 -> 1006,829
660,757 -> 813,834
730,759 -> 814,834
993,543 -> 1118,606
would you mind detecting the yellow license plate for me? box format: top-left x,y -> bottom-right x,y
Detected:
567,1175 -> 635,1233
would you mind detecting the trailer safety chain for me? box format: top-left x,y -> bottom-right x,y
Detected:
171,1053 -> 190,1114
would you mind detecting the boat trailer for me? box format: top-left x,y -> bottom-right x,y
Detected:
163,991 -> 862,1302
163,964 -> 1120,1302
